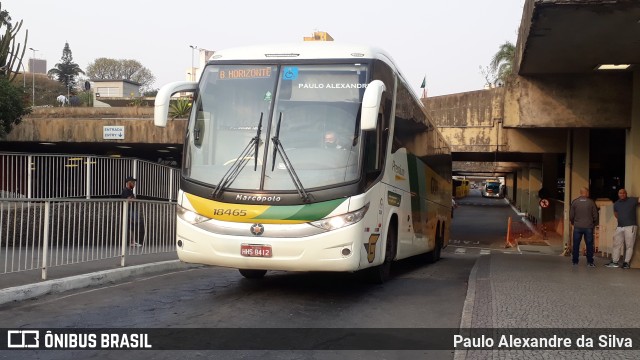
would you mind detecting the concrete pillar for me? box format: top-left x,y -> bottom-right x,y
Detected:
542,154 -> 559,225
570,129 -> 590,201
626,71 -> 640,268
528,163 -> 543,223
521,166 -> 531,215
505,173 -> 515,202
563,128 -> 590,249
516,169 -> 524,211
563,131 -> 572,249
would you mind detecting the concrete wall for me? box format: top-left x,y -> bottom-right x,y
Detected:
504,74 -> 632,128
426,89 -> 503,153
426,88 -> 566,154
26,107 -> 154,119
6,117 -> 187,144
426,89 -> 502,127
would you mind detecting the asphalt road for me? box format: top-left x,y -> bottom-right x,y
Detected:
1,189 -> 515,360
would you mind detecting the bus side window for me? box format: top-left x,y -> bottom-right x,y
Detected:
364,112 -> 383,182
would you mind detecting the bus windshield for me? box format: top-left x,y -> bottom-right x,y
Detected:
184,63 -> 368,192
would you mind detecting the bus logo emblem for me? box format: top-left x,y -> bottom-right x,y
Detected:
250,224 -> 265,236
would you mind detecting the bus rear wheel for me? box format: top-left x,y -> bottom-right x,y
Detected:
239,269 -> 267,279
426,235 -> 442,264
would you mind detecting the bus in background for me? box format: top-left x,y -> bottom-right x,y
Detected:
452,177 -> 469,198
154,42 -> 452,283
482,180 -> 503,198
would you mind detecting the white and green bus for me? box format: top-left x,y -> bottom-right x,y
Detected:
154,42 -> 452,282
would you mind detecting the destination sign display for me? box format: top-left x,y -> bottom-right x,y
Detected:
219,67 -> 273,80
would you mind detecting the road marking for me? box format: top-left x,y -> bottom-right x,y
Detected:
480,249 -> 491,255
455,248 -> 467,254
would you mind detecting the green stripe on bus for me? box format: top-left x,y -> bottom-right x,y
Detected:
285,198 -> 346,221
254,198 -> 346,221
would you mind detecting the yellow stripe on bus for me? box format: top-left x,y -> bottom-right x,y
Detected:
185,193 -> 309,224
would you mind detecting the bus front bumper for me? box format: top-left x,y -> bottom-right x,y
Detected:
175,218 -> 364,272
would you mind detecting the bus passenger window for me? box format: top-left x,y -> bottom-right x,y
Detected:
364,113 -> 383,183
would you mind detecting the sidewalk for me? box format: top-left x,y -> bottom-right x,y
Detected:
0,252 -> 200,306
457,251 -> 640,359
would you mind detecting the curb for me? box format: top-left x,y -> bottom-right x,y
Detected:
0,260 -> 199,306
453,255 -> 480,360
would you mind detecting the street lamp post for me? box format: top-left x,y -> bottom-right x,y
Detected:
189,45 -> 197,81
28,47 -> 38,107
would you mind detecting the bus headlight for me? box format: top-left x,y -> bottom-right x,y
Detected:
177,205 -> 210,224
310,203 -> 369,231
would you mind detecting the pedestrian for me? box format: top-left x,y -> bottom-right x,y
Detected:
121,176 -> 143,247
121,176 -> 136,199
569,187 -> 598,267
605,188 -> 639,269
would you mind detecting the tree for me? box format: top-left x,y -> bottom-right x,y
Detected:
47,42 -> 85,91
0,2 -> 28,83
0,3 -> 30,139
142,88 -> 159,97
0,77 -> 30,138
489,41 -> 516,86
86,58 -> 156,92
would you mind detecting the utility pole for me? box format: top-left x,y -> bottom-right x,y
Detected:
28,47 -> 38,107
189,45 -> 198,81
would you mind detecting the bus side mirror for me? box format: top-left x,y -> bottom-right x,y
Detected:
360,80 -> 385,131
154,81 -> 198,127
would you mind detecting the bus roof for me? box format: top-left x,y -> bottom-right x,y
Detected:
210,42 -> 387,60
208,42 -> 399,70
208,42 -> 419,102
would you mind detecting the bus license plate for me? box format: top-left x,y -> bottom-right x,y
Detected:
241,244 -> 272,257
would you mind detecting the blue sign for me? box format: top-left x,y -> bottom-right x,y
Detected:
282,67 -> 298,80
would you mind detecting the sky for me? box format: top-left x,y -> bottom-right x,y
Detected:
3,0 -> 526,97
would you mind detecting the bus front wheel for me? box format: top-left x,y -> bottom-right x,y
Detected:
366,223 -> 397,284
239,269 -> 267,279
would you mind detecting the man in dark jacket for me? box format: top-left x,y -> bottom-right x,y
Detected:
569,187 -> 599,267
121,176 -> 143,246
121,176 -> 136,199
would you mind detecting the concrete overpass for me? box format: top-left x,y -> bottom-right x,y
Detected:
1,107 -> 186,165
426,0 -> 640,264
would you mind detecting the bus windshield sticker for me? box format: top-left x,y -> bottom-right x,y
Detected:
282,67 -> 298,80
218,67 -> 273,80
297,83 -> 368,89
264,91 -> 272,102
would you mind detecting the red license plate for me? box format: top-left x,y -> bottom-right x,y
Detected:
241,244 -> 272,257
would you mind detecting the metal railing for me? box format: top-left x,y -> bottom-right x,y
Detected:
1,198 -> 176,280
0,153 -> 180,201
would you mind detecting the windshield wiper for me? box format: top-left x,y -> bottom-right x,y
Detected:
270,113 -> 310,203
212,113 -> 263,199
